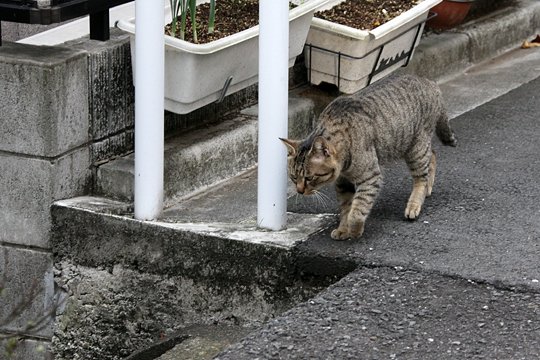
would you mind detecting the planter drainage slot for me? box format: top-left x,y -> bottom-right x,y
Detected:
0,0 -> 133,45
306,12 -> 437,92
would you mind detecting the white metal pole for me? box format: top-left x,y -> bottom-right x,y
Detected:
257,0 -> 289,230
134,0 -> 164,220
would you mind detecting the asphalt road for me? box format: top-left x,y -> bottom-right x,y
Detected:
297,74 -> 540,292
217,64 -> 540,359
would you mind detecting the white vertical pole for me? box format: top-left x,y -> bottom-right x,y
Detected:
134,0 -> 164,220
257,0 -> 289,230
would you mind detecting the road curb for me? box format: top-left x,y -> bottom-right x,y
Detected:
404,0 -> 540,82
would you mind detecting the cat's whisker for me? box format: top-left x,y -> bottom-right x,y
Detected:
315,189 -> 329,202
317,189 -> 331,203
313,192 -> 322,207
313,190 -> 331,208
312,191 -> 322,207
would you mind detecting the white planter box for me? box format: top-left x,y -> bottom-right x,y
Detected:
305,0 -> 442,93
117,0 -> 328,114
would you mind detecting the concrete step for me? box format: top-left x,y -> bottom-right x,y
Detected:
51,194 -> 345,359
95,95 -> 317,206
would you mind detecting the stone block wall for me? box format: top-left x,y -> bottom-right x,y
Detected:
0,31 -> 135,359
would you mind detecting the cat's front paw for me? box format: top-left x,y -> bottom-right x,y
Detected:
331,221 -> 365,240
405,201 -> 422,220
331,228 -> 350,241
348,221 -> 365,239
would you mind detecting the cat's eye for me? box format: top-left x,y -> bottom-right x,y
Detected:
305,176 -> 314,182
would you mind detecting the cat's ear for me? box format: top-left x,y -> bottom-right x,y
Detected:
312,136 -> 333,158
279,138 -> 299,157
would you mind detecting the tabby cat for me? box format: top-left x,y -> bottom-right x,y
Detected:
281,75 -> 456,240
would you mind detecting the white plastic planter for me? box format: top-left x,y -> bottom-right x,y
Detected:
117,0 -> 328,114
305,0 -> 442,93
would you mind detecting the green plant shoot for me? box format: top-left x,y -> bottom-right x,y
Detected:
169,0 -> 218,42
169,0 -> 180,37
169,0 -> 188,40
180,0 -> 188,39
208,0 -> 216,34
189,0 -> 198,43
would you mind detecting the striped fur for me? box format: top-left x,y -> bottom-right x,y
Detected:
281,75 -> 456,240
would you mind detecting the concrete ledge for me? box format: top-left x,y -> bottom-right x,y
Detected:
96,96 -> 315,205
241,95 -> 316,140
96,115 -> 258,205
463,1 -> 540,63
51,196 -> 334,276
403,0 -> 540,82
402,32 -> 471,82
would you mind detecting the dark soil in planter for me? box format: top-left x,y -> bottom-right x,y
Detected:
165,0 -> 418,44
315,0 -> 420,30
165,0 -> 260,44
163,0 -> 520,45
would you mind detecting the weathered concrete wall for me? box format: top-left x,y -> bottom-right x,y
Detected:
0,32 -> 137,359
52,261 -> 324,360
66,30 -> 136,164
0,41 -> 91,359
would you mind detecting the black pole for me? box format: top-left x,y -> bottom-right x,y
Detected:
89,9 -> 110,41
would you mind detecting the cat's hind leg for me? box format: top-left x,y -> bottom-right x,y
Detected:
405,140 -> 432,220
331,176 -> 355,240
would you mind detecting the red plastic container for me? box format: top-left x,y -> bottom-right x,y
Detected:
428,0 -> 475,30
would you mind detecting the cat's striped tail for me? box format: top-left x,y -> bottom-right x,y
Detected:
436,114 -> 457,147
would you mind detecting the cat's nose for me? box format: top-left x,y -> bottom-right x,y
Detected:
296,183 -> 305,194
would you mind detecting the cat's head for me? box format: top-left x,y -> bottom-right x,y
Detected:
280,136 -> 340,195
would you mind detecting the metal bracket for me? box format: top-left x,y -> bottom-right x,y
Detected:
216,76 -> 233,103
306,12 -> 437,92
